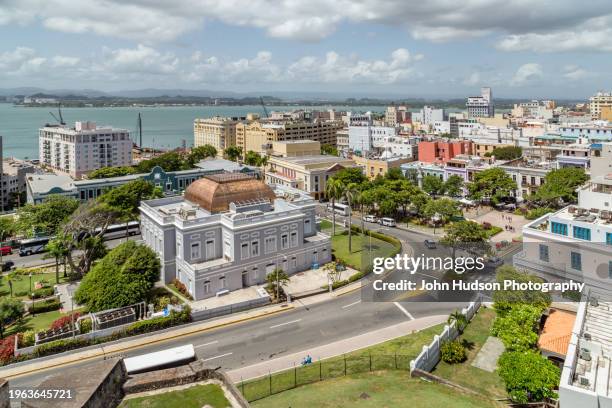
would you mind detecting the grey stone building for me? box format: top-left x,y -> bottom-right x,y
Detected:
139,173 -> 331,300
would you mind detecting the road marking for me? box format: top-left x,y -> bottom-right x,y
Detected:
194,340 -> 218,349
342,300 -> 361,309
393,302 -> 414,320
202,352 -> 233,362
269,319 -> 302,329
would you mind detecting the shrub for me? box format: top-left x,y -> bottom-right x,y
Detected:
440,340 -> 467,364
525,207 -> 553,220
79,318 -> 92,334
18,330 -> 36,348
33,338 -> 90,358
27,298 -> 61,314
348,271 -> 364,283
171,279 -> 193,300
0,335 -> 16,364
154,296 -> 171,312
498,351 -> 560,403
124,307 -> 191,336
481,221 -> 492,230
50,312 -> 81,330
14,290 -> 28,297
29,287 -> 54,299
491,303 -> 543,352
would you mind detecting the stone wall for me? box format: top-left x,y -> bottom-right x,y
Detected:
123,359 -> 249,408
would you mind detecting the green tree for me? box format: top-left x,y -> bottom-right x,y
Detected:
74,241 -> 160,312
325,179 -> 343,237
422,175 -> 444,197
467,167 -> 516,204
0,216 -> 16,267
0,297 -> 24,338
244,150 -> 263,166
441,220 -> 488,260
529,167 -> 588,206
447,309 -> 468,333
422,198 -> 461,223
492,266 -> 552,314
224,145 -> 242,162
16,195 -> 79,237
136,151 -> 184,173
491,303 -> 543,351
331,167 -> 367,186
498,351 -> 560,403
443,175 -> 464,197
343,183 -> 359,253
45,235 -> 71,284
321,144 -> 338,156
266,268 -> 289,301
88,166 -> 137,179
385,167 -> 404,181
186,145 -> 217,167
485,146 -> 522,160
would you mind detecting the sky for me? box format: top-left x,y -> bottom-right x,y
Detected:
0,0 -> 611,99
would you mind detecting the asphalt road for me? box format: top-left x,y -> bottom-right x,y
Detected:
4,210 -> 520,393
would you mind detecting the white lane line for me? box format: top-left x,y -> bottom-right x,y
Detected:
202,352 -> 233,362
342,300 -> 361,309
194,340 -> 219,349
269,319 -> 302,329
393,302 -> 415,320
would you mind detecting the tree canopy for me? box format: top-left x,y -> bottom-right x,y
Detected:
98,179 -> 163,222
244,150 -> 264,166
330,167 -> 367,187
528,167 -> 588,206
135,151 -> 184,173
321,144 -> 338,156
0,217 -> 16,242
88,166 -> 137,179
485,146 -> 522,160
441,220 -> 488,258
467,167 -> 516,203
443,175 -> 464,197
422,198 -> 461,222
17,195 -> 79,237
0,297 -> 24,338
224,145 -> 242,162
186,145 -> 217,167
74,241 -> 160,312
422,175 -> 445,196
498,351 -> 560,403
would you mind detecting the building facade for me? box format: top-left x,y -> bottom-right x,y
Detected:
39,121 -> 132,179
193,117 -> 244,157
139,175 -> 331,300
466,87 -> 494,118
417,140 -> 473,163
589,91 -> 612,118
352,155 -> 413,180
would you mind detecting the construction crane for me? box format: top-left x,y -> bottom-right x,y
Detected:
48,103 -> 66,125
260,96 -> 269,118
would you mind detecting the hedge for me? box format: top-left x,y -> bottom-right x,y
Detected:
29,287 -> 55,299
27,298 -> 61,313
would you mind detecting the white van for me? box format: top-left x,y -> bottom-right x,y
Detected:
363,214 -> 378,223
379,217 -> 396,227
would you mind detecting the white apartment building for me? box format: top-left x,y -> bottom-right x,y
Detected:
466,87 -> 494,118
589,91 -> 612,118
412,106 -> 446,129
348,123 -> 396,154
194,116 -> 243,156
39,121 -> 132,179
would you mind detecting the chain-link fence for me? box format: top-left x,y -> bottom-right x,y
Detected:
237,353 -> 413,402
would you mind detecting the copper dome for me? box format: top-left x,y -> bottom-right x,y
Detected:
184,173 -> 276,213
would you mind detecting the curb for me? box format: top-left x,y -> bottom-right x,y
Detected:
0,303 -> 295,379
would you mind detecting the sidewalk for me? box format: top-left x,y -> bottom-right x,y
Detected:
226,314 -> 447,382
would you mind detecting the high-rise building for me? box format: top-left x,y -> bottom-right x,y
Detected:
466,87 -> 494,118
193,116 -> 244,157
39,121 -> 132,179
385,105 -> 410,126
589,91 -> 612,118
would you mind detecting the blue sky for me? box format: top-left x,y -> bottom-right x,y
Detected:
0,0 -> 611,99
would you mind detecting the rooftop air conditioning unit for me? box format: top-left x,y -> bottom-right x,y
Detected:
580,349 -> 592,361
579,376 -> 590,386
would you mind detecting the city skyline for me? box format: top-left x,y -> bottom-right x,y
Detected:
0,0 -> 611,98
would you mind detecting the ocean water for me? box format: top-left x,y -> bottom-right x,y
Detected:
0,103 -> 384,159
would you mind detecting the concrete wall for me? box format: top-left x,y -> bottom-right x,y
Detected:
0,379 -> 8,408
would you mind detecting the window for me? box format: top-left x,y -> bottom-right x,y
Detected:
570,252 -> 582,271
551,222 -> 568,236
291,257 -> 297,268
252,267 -> 258,281
264,236 -> 277,253
219,276 -> 226,289
539,244 -> 549,262
206,239 -> 215,259
190,242 -> 201,260
573,226 -> 591,241
241,242 -> 249,260
609,261 -> 612,279
607,232 -> 612,246
203,280 -> 210,294
251,240 -> 259,257
304,219 -> 312,234
281,233 -> 289,249
312,251 -> 318,263
290,231 -> 298,247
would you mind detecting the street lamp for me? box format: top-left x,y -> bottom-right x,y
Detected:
67,284 -> 76,337
29,272 -> 34,316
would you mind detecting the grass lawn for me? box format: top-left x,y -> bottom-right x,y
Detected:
252,370 -> 499,408
330,232 -> 398,272
0,271 -> 70,299
5,310 -> 64,336
432,307 -> 507,399
240,323 -> 445,401
119,383 -> 230,408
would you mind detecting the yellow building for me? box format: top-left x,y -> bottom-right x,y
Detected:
352,156 -> 413,180
601,106 -> 612,121
590,91 -> 612,118
477,114 -> 510,127
236,120 -> 342,155
473,142 -> 514,157
270,140 -> 321,157
194,116 -> 242,157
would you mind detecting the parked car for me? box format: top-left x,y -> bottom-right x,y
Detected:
487,256 -> 504,267
424,239 -> 437,249
378,217 -> 396,227
1,260 -> 14,272
0,246 -> 12,256
363,215 -> 378,223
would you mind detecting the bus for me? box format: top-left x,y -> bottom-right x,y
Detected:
19,237 -> 50,256
123,344 -> 196,374
327,202 -> 350,216
77,221 -> 141,242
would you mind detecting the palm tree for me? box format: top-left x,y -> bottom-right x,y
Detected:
448,309 -> 468,333
325,179 -> 343,237
258,155 -> 269,182
266,267 -> 289,301
44,236 -> 70,284
343,183 -> 358,253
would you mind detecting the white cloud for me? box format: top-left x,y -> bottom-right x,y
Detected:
463,72 -> 480,86
563,65 -> 589,80
51,56 -> 80,67
510,63 -> 543,86
0,0 -> 611,50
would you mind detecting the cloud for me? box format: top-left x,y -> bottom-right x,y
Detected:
0,0 -> 611,49
510,63 -> 543,86
463,72 -> 480,86
563,65 -> 589,80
